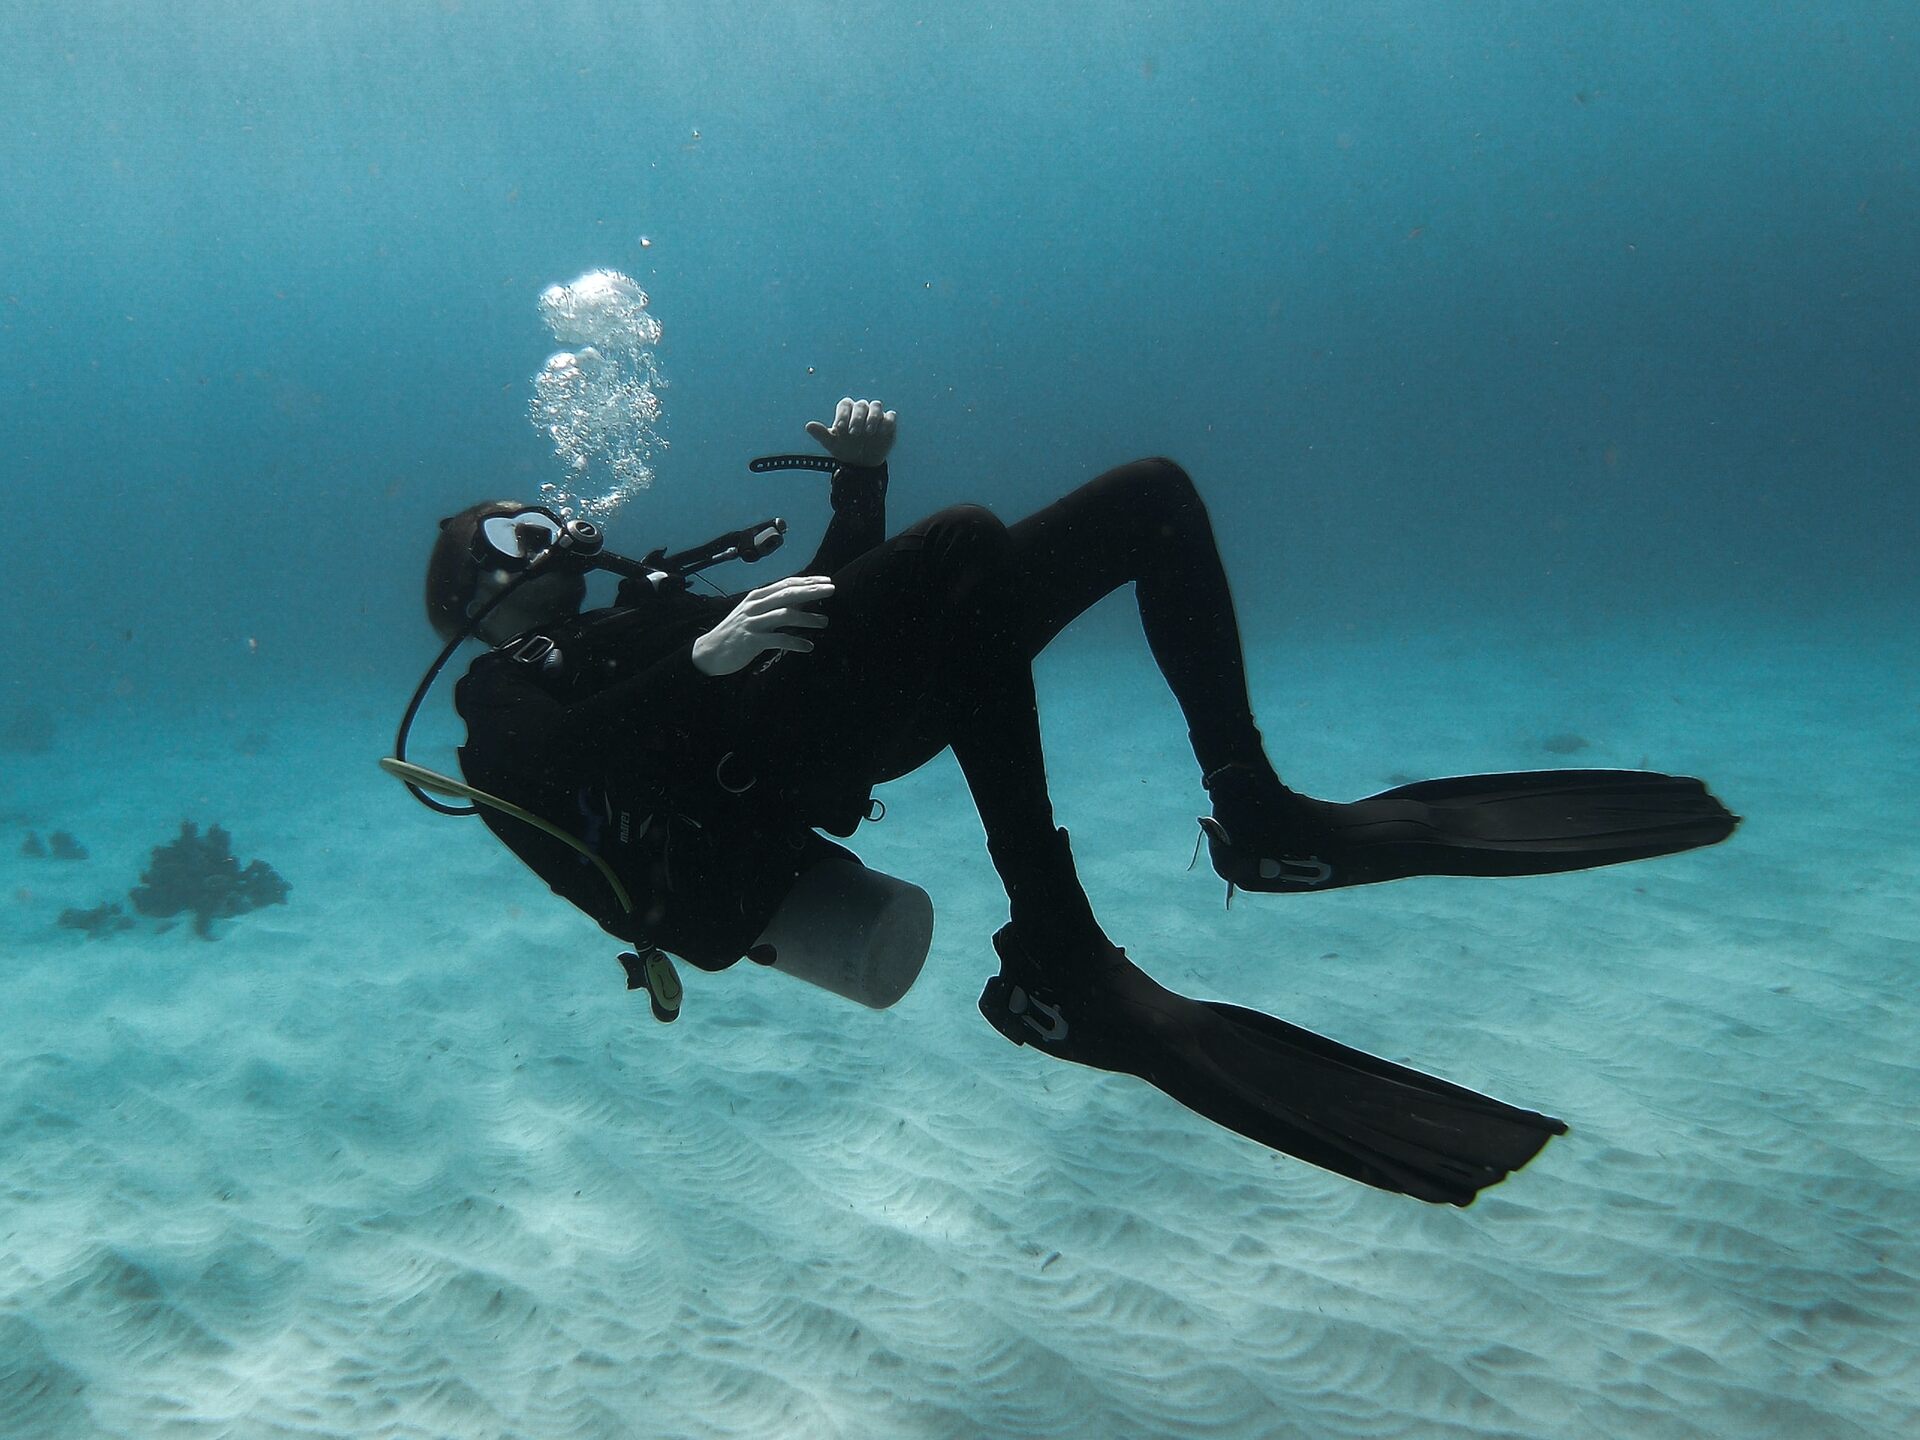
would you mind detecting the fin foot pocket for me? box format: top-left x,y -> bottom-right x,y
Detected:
978,923 -> 1565,1205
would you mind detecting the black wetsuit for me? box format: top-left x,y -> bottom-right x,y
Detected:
453,459 -> 1608,1204
455,457 -> 1269,969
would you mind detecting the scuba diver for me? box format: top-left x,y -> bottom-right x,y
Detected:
398,396 -> 1738,1207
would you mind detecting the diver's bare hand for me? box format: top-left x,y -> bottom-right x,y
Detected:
690,576 -> 834,677
804,396 -> 897,469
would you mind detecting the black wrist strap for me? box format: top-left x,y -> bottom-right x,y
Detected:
749,454 -> 887,509
748,453 -> 837,473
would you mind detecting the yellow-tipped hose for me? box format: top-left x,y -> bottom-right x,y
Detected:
377,757 -> 634,916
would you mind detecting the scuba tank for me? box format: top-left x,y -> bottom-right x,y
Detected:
747,857 -> 933,1009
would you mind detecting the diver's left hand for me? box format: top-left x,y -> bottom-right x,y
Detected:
805,396 -> 897,469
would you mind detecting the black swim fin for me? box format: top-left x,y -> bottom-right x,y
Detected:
979,923 -> 1566,1206
1198,766 -> 1739,898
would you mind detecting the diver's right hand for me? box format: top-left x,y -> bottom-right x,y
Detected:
805,397 -> 897,469
690,576 -> 834,677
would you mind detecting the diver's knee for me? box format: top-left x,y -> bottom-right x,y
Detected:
1135,456 -> 1196,497
1093,456 -> 1199,516
927,504 -> 1010,556
939,502 -> 1007,534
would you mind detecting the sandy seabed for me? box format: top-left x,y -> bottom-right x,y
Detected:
2,610 -> 1915,1439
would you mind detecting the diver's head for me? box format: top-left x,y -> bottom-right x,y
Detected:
426,500 -> 590,647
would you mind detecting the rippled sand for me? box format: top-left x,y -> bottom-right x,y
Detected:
3,617 -> 1914,1438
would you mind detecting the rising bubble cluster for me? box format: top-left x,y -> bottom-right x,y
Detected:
529,269 -> 667,519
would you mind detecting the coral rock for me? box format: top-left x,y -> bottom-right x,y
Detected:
129,821 -> 290,939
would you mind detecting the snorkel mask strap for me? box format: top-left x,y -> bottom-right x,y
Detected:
393,542 -> 580,816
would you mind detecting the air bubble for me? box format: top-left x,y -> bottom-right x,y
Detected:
529,268 -> 668,520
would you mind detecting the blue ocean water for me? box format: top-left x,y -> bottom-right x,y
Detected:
3,4 -> 1916,1437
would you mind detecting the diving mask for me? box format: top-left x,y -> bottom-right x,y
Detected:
470,506 -> 605,576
